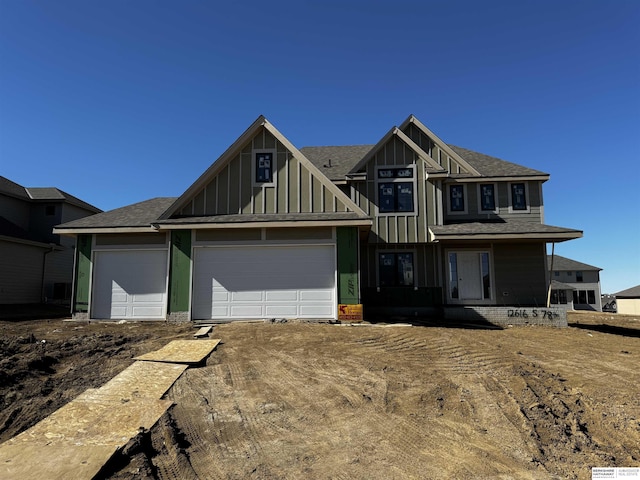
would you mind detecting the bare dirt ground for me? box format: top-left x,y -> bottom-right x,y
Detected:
1,312 -> 638,480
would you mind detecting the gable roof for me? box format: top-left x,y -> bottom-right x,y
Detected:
0,176 -> 101,213
159,115 -> 369,222
548,255 -> 602,272
54,197 -> 176,233
615,285 -> 640,298
345,126 -> 445,176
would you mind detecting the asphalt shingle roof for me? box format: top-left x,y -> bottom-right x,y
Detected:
158,212 -> 370,225
55,197 -> 176,229
547,255 -> 602,272
615,285 -> 640,298
301,144 -> 548,180
300,145 -> 373,181
431,221 -> 582,237
0,176 -> 30,199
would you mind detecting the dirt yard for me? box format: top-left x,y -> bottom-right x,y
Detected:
1,312 -> 638,479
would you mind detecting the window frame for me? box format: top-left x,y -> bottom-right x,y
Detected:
477,182 -> 498,213
508,181 -> 530,213
375,165 -> 417,216
447,183 -> 468,215
377,250 -> 416,287
252,150 -> 277,187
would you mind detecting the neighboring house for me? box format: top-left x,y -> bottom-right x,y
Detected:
0,176 -> 101,305
54,115 -> 582,322
614,285 -> 640,315
548,255 -> 603,311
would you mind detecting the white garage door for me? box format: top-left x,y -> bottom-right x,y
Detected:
192,245 -> 335,320
92,250 -> 168,319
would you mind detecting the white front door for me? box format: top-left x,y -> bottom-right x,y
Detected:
192,245 -> 336,320
458,252 -> 483,300
92,250 -> 168,319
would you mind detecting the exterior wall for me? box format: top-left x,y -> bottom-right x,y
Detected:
617,298 -> 640,315
0,195 -> 30,230
178,127 -> 348,216
73,234 -> 92,313
443,180 -> 543,223
336,227 -> 359,304
552,270 -> 602,311
351,136 -> 432,244
493,242 -> 548,306
401,123 -> 472,175
29,201 -> 63,243
169,230 -> 192,314
0,239 -> 44,304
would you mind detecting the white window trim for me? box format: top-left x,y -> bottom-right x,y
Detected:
375,165 -> 418,217
477,182 -> 499,214
445,249 -> 495,305
252,149 -> 277,188
446,183 -> 468,215
508,181 -> 530,213
376,248 -> 417,288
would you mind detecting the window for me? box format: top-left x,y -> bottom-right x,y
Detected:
578,290 -> 587,304
554,271 -> 560,277
576,271 -> 583,282
255,152 -> 274,184
587,290 -> 596,304
479,184 -> 496,211
510,182 -> 528,211
376,166 -> 415,214
449,184 -> 465,213
379,252 -> 414,287
551,290 -> 567,304
45,205 -> 56,216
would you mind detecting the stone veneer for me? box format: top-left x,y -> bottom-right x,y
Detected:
443,306 -> 570,327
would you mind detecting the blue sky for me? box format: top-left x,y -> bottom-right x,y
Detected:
1,0 -> 638,294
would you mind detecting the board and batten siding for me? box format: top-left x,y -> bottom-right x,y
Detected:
443,180 -> 543,223
492,242 -> 548,306
178,128 -> 349,217
351,136 -> 433,244
402,123 -> 472,175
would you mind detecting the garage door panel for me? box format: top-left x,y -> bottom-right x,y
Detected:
193,245 -> 335,320
92,250 -> 167,320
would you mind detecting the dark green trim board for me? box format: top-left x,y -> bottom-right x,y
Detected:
169,230 -> 192,313
74,234 -> 92,312
337,227 -> 359,304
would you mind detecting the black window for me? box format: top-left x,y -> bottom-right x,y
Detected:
450,185 -> 465,212
379,183 -> 414,213
576,271 -> 583,282
587,290 -> 596,304
578,290 -> 587,304
255,152 -> 273,183
379,252 -> 414,287
480,184 -> 495,211
551,290 -> 567,304
511,183 -> 527,210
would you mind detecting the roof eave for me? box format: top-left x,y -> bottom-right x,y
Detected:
155,219 -> 373,230
53,226 -> 162,235
431,232 -> 583,242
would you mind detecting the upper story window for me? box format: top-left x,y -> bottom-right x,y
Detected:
509,182 -> 528,211
254,151 -> 276,186
448,184 -> 467,214
376,166 -> 416,214
479,184 -> 496,212
576,271 -> 583,282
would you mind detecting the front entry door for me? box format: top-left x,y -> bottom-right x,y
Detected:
457,252 -> 483,300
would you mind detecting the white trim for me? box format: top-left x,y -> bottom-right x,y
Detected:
252,149 -> 277,188
375,164 -> 418,217
446,183 -> 468,215
54,227 -> 163,235
448,175 -> 549,183
508,181 -> 531,213
477,182 -> 499,214
445,248 -> 495,305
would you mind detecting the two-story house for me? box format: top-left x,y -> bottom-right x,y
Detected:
0,176 -> 101,305
54,115 -> 582,322
548,255 -> 603,311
